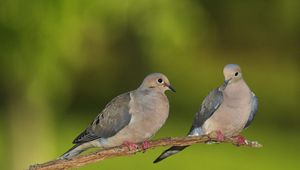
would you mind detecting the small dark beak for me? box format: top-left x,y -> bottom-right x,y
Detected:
164,83 -> 176,92
224,78 -> 231,87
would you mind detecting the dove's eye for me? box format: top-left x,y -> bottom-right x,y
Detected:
235,72 -> 239,76
157,78 -> 163,84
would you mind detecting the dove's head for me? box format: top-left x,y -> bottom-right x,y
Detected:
223,64 -> 243,85
139,73 -> 176,92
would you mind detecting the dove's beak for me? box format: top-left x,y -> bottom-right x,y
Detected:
164,83 -> 176,92
224,78 -> 232,87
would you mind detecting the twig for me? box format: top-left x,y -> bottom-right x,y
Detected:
28,133 -> 262,170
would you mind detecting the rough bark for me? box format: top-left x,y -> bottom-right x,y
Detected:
28,133 -> 262,170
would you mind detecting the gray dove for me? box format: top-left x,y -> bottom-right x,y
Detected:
60,73 -> 175,159
154,64 -> 258,163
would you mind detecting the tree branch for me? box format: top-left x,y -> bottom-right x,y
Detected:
28,133 -> 262,170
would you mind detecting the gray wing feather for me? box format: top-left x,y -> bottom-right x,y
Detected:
244,92 -> 258,129
154,87 -> 224,163
189,87 -> 224,135
73,92 -> 132,144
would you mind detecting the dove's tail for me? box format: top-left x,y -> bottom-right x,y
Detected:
153,126 -> 203,163
59,143 -> 89,160
153,145 -> 189,163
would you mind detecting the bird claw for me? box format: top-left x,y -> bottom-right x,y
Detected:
232,135 -> 246,146
123,141 -> 138,150
207,130 -> 225,143
141,140 -> 151,150
215,130 -> 225,142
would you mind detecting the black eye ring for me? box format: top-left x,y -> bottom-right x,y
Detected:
235,72 -> 239,76
157,78 -> 163,84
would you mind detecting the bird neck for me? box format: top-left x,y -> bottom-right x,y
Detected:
223,79 -> 250,100
137,87 -> 166,95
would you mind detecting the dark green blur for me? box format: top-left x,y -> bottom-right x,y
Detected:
0,0 -> 299,170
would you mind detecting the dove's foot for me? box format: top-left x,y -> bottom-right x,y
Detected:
141,140 -> 151,150
232,135 -> 246,146
123,141 -> 138,150
215,130 -> 225,142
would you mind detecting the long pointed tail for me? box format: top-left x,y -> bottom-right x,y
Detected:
59,144 -> 86,160
153,145 -> 189,163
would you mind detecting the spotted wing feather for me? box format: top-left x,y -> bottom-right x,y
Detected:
73,92 -> 132,144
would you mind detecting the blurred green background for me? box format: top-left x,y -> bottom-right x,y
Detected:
0,0 -> 299,170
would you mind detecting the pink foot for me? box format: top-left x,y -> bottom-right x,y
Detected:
123,141 -> 138,150
232,135 -> 246,146
141,140 -> 151,150
215,130 -> 225,142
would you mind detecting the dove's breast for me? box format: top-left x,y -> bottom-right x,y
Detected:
202,80 -> 252,137
100,90 -> 169,147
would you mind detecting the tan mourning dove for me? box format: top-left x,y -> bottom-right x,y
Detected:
154,64 -> 258,163
60,73 -> 175,159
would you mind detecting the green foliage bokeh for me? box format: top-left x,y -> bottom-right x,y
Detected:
0,0 -> 299,170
